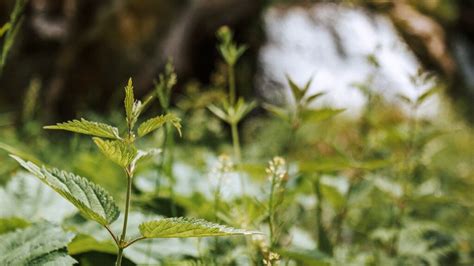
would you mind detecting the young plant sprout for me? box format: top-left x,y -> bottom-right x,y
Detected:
208,26 -> 256,162
9,78 -> 261,266
264,76 -> 344,155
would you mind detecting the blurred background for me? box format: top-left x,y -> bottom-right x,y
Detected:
0,0 -> 473,265
0,0 -> 473,121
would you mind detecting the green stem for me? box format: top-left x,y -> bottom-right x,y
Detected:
231,122 -> 241,162
268,175 -> 277,249
228,64 -> 236,106
116,170 -> 133,266
115,248 -> 124,266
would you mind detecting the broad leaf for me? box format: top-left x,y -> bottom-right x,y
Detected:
93,137 -> 137,168
45,118 -> 121,139
0,222 -> 76,265
139,217 -> 260,238
10,155 -> 120,226
138,113 -> 182,137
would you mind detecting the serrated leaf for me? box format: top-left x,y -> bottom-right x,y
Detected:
138,113 -> 182,137
0,222 -> 76,265
139,217 -> 261,238
10,155 -> 120,226
44,118 -> 121,139
93,137 -> 137,168
124,78 -> 135,125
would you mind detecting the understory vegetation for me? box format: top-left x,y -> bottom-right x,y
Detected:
0,2 -> 473,265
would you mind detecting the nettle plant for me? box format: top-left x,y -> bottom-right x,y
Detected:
9,79 -> 260,265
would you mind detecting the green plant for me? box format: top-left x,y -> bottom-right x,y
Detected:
8,78 -> 260,266
208,26 -> 256,162
264,76 -> 344,155
0,0 -> 26,75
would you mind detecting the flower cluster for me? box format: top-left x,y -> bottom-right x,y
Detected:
265,156 -> 288,183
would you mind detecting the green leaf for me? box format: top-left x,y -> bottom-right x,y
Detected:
263,103 -> 290,123
0,217 -> 29,235
301,108 -> 345,123
139,217 -> 261,238
93,137 -> 137,168
10,155 -> 120,226
304,92 -> 325,106
416,86 -> 438,106
208,104 -> 229,122
68,234 -> 116,255
0,222 -> 76,265
287,76 -> 305,102
124,78 -> 136,126
0,23 -> 10,38
44,118 -> 121,139
320,183 -> 346,210
137,113 -> 182,138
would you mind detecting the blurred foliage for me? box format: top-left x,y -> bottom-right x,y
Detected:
0,1 -> 473,265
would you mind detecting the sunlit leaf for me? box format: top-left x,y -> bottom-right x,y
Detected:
139,217 -> 261,238
10,155 -> 120,226
138,113 -> 182,137
44,118 -> 121,139
93,137 -> 137,168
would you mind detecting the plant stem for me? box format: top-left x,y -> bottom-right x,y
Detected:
116,169 -> 133,266
116,248 -> 124,266
231,122 -> 241,162
268,175 -> 277,249
228,64 -> 236,106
